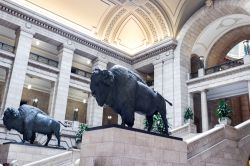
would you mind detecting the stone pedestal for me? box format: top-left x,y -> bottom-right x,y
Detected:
80,125 -> 187,166
0,143 -> 66,165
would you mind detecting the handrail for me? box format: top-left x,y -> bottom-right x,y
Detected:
23,151 -> 72,166
0,42 -> 15,53
205,58 -> 243,75
30,52 -> 58,68
71,67 -> 92,78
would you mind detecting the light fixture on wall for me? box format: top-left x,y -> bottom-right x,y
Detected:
243,40 -> 250,55
27,75 -> 33,90
83,99 -> 87,103
27,84 -> 32,89
199,56 -> 205,68
86,59 -> 91,65
107,116 -> 112,120
35,40 -> 40,46
32,98 -> 38,107
73,108 -> 79,121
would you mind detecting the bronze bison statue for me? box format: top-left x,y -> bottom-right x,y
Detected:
3,105 -> 63,146
90,65 -> 172,135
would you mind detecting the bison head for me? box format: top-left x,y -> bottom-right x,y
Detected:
3,107 -> 22,131
90,68 -> 114,106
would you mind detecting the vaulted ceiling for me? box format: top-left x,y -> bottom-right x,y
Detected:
15,0 -> 205,55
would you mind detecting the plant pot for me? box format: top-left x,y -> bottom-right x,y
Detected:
185,119 -> 193,124
218,117 -> 231,125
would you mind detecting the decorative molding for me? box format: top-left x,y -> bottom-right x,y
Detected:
0,3 -> 132,64
0,2 -> 177,65
135,8 -> 158,42
145,2 -> 169,38
133,43 -> 176,64
103,8 -> 127,42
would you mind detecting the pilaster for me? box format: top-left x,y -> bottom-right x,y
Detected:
52,44 -> 74,121
0,68 -> 11,116
4,29 -> 33,109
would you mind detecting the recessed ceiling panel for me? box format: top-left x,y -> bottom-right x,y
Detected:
117,17 -> 146,50
13,0 -> 205,55
26,0 -> 113,31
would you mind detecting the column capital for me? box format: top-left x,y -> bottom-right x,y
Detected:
92,58 -> 108,70
16,27 -> 35,39
200,89 -> 208,93
58,41 -> 76,53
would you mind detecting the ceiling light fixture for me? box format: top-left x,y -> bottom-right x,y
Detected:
83,99 -> 87,103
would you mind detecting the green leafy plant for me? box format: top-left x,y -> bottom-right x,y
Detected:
76,123 -> 88,144
144,112 -> 170,134
184,107 -> 193,122
215,99 -> 233,120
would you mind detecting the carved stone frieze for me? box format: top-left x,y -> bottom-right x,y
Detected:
0,2 -> 176,65
135,8 -> 158,42
145,2 -> 169,37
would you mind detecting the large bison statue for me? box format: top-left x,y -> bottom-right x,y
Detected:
3,104 -> 63,146
90,65 -> 172,135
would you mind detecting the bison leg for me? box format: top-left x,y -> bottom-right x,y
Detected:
55,130 -> 61,147
159,110 -> 169,135
44,134 -> 52,146
121,108 -> 135,128
30,132 -> 36,144
146,115 -> 153,132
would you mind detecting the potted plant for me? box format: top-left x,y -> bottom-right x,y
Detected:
215,99 -> 233,125
184,107 -> 193,124
75,123 -> 88,148
144,112 -> 170,134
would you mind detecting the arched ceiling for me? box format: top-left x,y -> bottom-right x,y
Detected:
14,0 -> 205,55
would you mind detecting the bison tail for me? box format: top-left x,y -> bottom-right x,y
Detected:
164,99 -> 173,106
58,121 -> 68,127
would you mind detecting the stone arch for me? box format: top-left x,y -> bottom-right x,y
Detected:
190,13 -> 250,68
173,0 -> 250,126
206,25 -> 250,67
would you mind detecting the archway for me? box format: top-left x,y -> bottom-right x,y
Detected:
174,0 -> 250,127
206,26 -> 250,68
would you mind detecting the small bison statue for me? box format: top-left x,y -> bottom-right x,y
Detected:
3,104 -> 64,146
90,65 -> 172,135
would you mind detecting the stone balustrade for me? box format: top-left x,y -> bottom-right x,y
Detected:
186,119 -> 250,165
187,64 -> 250,93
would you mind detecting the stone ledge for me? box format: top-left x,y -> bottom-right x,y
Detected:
0,142 -> 67,165
81,126 -> 186,166
88,124 -> 182,141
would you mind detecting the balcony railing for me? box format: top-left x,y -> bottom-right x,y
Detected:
30,53 -> 58,68
71,67 -> 92,78
0,42 -> 15,53
190,58 -> 244,79
205,58 -> 243,75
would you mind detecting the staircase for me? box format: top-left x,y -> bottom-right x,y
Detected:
23,149 -> 80,166
186,119 -> 250,166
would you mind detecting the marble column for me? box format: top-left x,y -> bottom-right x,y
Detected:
86,59 -> 107,127
153,61 -> 163,94
48,82 -> 57,116
52,45 -> 74,121
201,90 -> 209,132
0,68 -> 11,116
162,54 -> 175,127
4,29 -> 33,109
188,93 -> 194,112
